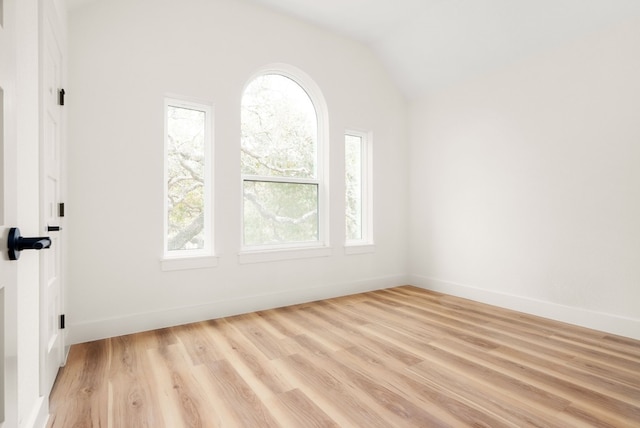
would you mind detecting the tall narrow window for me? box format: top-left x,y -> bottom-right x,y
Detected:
345,130 -> 372,245
241,70 -> 326,249
164,97 -> 212,256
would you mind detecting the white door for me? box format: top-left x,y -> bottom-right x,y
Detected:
41,9 -> 64,394
0,0 -> 20,426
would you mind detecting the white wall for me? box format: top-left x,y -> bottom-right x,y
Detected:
409,18 -> 640,339
67,0 -> 408,343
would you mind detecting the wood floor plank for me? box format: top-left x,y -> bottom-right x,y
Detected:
228,313 -> 296,360
206,318 -> 293,395
276,388 -> 339,428
382,289 -> 637,386
203,358 -> 280,427
435,338 -> 640,426
490,343 -> 640,406
48,286 -> 640,427
333,346 -> 514,427
108,334 -> 163,427
278,351 -> 397,428
146,344 -> 207,428
404,350 -> 567,427
48,340 -> 110,428
176,321 -> 227,366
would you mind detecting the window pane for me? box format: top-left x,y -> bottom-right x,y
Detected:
243,181 -> 318,245
345,134 -> 363,241
241,74 -> 317,179
167,105 -> 206,251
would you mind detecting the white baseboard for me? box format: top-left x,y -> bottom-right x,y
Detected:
68,274 -> 410,344
410,274 -> 640,340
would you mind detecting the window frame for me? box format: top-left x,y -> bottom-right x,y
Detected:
344,129 -> 374,253
162,96 -> 216,270
239,64 -> 330,262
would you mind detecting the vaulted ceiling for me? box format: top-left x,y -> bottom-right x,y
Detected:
68,0 -> 640,98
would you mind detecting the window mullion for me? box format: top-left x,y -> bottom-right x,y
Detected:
242,175 -> 319,185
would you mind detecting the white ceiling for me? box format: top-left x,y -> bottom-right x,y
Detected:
67,0 -> 640,98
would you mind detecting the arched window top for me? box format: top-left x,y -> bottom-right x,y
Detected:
242,63 -> 327,117
241,65 -> 326,180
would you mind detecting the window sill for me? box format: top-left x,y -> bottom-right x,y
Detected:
161,255 -> 218,271
344,243 -> 376,255
238,246 -> 332,264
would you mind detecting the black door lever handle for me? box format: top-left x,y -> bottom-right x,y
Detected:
8,227 -> 52,260
47,225 -> 62,232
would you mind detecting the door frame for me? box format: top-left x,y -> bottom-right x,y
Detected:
39,0 -> 67,395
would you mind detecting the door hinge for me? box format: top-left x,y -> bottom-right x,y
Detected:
59,202 -> 65,217
59,89 -> 66,106
60,314 -> 66,329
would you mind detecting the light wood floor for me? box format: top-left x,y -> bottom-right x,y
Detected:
48,286 -> 640,427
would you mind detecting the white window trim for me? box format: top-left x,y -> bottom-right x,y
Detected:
238,246 -> 332,264
161,255 -> 219,271
162,96 -> 215,267
344,244 -> 376,255
240,64 -> 330,261
345,129 -> 374,250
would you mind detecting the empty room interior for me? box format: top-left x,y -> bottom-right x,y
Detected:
4,0 -> 640,427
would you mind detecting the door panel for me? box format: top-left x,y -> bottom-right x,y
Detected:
0,0 -> 19,426
41,12 -> 64,395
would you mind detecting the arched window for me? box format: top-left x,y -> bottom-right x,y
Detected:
241,66 -> 327,248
